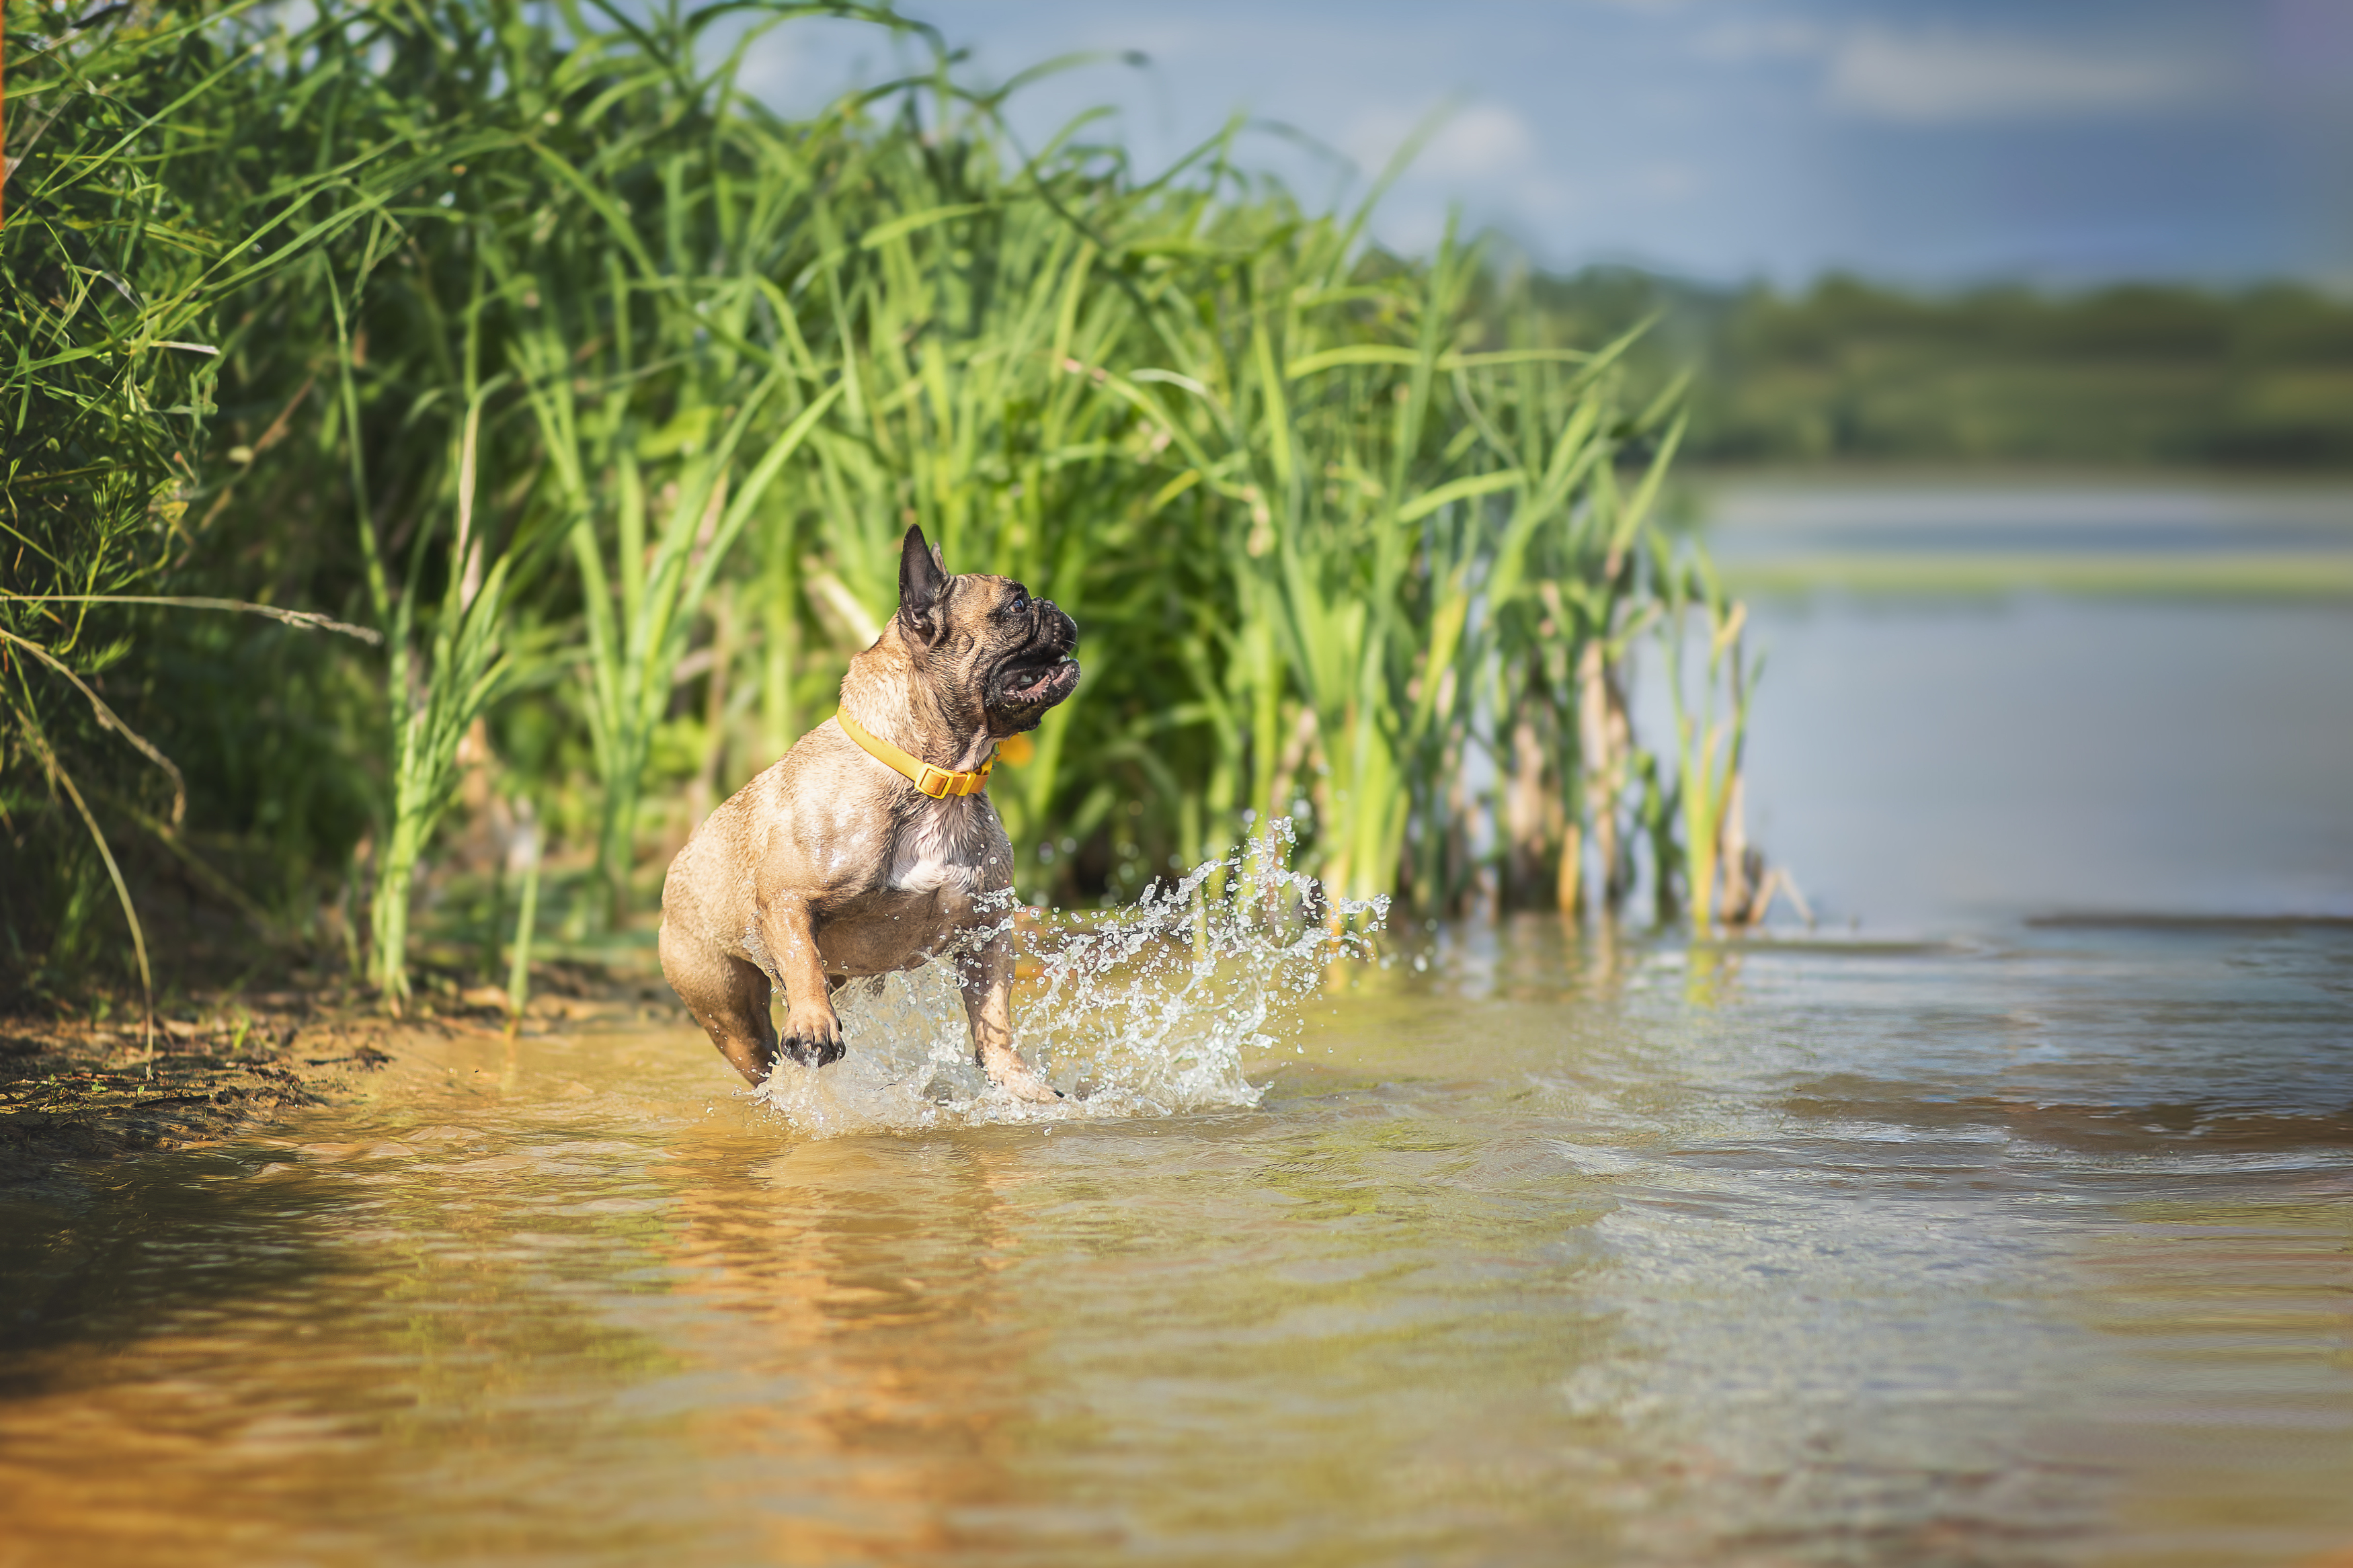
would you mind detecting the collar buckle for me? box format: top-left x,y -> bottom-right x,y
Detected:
838,709 -> 996,798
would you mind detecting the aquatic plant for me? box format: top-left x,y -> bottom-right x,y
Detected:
0,0 -> 358,1007
756,93 -> 1159,890
1,0 -> 1745,1007
1659,542 -> 1784,931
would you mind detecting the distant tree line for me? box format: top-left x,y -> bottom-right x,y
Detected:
1516,270 -> 2353,469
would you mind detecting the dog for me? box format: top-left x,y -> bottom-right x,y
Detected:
658,525 -> 1080,1102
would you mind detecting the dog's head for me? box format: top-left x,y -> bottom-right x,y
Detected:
893,525 -> 1080,735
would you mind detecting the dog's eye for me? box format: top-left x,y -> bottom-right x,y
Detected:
1004,590 -> 1029,617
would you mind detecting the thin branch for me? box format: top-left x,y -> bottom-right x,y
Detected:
104,791 -> 287,942
0,625 -> 188,824
17,709 -> 154,1053
3,595 -> 384,644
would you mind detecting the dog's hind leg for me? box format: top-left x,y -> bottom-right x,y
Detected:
957,928 -> 1059,1103
660,922 -> 779,1085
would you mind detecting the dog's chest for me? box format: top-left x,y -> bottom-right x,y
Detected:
884,796 -> 997,899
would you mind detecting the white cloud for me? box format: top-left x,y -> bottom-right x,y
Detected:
1343,101 -> 1536,181
1331,99 -> 1586,259
1827,26 -> 2221,124
1423,104 -> 1539,179
1693,17 -> 1829,63
733,15 -> 920,112
1632,160 -> 1702,203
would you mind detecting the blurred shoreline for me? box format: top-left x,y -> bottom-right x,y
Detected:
1530,270 -> 2353,474
1688,462 -> 2353,487
1683,468 -> 2353,600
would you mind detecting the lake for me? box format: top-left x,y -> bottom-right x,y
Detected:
2,482 -> 2348,1567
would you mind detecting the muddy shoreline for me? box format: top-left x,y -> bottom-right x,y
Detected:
0,964 -> 669,1187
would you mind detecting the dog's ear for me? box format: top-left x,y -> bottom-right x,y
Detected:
898,524 -> 947,644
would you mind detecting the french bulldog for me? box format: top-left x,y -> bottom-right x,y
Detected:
658,526 -> 1080,1102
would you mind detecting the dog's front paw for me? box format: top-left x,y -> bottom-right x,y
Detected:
779,1004 -> 844,1067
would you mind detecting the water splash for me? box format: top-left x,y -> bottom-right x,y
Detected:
756,823 -> 1386,1136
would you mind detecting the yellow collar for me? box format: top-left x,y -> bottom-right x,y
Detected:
835,709 -> 996,798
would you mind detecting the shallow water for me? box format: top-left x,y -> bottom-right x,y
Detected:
3,919 -> 2348,1567
5,488 -> 2352,1567
1728,593 -> 2353,930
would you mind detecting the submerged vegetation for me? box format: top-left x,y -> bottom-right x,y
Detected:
0,0 -> 1780,1012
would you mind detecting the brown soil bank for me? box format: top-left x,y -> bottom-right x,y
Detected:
0,964 -> 650,1185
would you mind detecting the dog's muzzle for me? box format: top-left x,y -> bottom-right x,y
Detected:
989,603 -> 1080,712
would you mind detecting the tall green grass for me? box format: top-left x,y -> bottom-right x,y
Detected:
1,0 -> 1768,1006
2,0 -> 303,1011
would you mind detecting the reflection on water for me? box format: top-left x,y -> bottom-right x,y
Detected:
4,490 -> 2350,1565
1,915 -> 2347,1567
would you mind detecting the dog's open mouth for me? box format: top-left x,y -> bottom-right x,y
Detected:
992,652 -> 1080,710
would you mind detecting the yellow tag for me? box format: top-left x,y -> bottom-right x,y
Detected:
996,732 -> 1035,766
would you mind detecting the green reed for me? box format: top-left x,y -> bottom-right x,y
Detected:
1659,544 -> 1768,932
2,0 -> 308,1004
788,99 -> 1178,883
1088,169 -> 1689,915
3,0 -> 1751,1007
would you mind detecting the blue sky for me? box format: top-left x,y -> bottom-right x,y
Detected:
727,0 -> 2353,290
